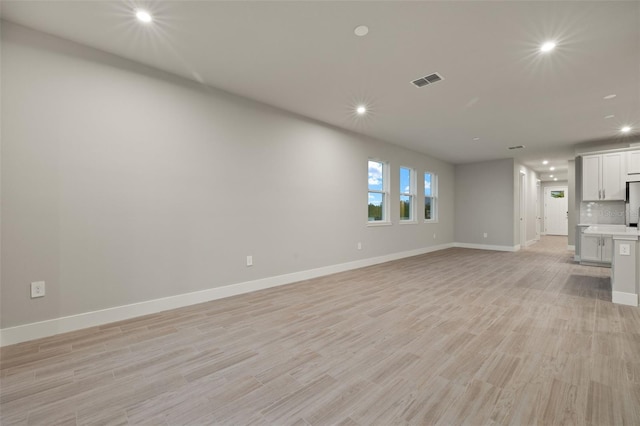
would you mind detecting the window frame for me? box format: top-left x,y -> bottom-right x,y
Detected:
367,159 -> 391,226
424,171 -> 438,223
399,166 -> 416,224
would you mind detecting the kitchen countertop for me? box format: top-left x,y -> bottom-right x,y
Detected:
583,225 -> 640,237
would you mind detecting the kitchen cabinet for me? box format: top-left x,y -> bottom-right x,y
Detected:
582,153 -> 625,201
580,233 -> 613,265
628,150 -> 640,176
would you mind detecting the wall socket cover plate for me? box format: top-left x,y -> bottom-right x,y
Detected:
31,281 -> 45,298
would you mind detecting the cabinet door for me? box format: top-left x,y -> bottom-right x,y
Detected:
602,153 -> 625,200
601,235 -> 613,263
580,234 -> 601,262
582,155 -> 601,201
629,151 -> 640,175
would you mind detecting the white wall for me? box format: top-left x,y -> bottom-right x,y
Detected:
1,22 -> 454,329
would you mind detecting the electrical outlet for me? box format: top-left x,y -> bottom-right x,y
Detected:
483,233 -> 488,238
246,255 -> 253,267
357,242 -> 362,250
31,281 -> 45,298
620,244 -> 631,256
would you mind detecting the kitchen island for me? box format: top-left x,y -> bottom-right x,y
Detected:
583,225 -> 639,306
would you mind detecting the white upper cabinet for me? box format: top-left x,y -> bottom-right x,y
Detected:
582,153 -> 625,201
628,150 -> 640,176
602,153 -> 625,200
582,155 -> 601,201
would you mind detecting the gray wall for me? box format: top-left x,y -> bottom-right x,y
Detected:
454,158 -> 515,247
1,23 -> 454,328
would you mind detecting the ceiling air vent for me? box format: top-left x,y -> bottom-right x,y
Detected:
411,72 -> 444,88
508,145 -> 525,150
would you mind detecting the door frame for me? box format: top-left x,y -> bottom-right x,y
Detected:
544,185 -> 569,236
535,179 -> 541,240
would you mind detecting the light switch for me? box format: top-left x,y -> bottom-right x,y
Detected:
620,244 -> 631,256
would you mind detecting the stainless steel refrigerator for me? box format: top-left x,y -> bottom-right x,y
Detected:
626,181 -> 640,226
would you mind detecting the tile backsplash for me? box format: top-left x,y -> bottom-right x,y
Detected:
580,201 -> 626,225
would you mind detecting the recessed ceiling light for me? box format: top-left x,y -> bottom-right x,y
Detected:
356,105 -> 367,115
136,9 -> 152,23
604,115 -> 615,119
354,25 -> 369,37
542,160 -> 549,165
549,175 -> 554,178
550,167 -> 555,171
554,178 -> 558,181
603,94 -> 617,100
540,41 -> 556,52
621,126 -> 632,133
473,137 -> 480,141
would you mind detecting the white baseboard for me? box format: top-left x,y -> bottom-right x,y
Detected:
567,245 -> 575,251
612,291 -> 638,307
453,242 -> 520,252
526,239 -> 537,247
0,243 -> 454,347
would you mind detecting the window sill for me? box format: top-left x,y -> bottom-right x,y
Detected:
367,221 -> 392,227
399,220 -> 418,225
424,220 -> 439,224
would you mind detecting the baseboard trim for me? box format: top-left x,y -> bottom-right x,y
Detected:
453,242 -> 520,252
526,239 -> 537,247
567,245 -> 575,251
0,243 -> 454,347
612,291 -> 638,307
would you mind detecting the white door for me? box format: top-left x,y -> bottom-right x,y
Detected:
545,186 -> 568,236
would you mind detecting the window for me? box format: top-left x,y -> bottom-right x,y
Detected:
368,160 -> 388,223
424,172 -> 438,221
400,167 -> 415,222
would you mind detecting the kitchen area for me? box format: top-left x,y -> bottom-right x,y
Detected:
577,149 -> 640,306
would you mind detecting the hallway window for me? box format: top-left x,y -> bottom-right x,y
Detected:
425,172 -> 438,222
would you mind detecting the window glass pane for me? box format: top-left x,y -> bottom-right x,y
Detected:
425,197 -> 432,220
368,160 -> 383,191
368,192 -> 384,221
400,167 -> 411,194
424,173 -> 432,197
400,195 -> 411,220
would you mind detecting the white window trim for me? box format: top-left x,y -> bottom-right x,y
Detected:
400,166 -> 417,224
367,159 -> 391,226
424,172 -> 438,223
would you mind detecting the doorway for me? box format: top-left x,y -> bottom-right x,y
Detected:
544,186 -> 568,236
520,172 -> 526,247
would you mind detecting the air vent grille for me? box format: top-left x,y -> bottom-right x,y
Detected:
411,72 -> 444,88
508,145 -> 525,150
412,78 -> 429,87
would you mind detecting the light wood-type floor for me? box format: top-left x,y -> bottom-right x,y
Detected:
2,236 -> 640,425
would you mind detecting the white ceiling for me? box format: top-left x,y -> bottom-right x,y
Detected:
2,1 -> 639,181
